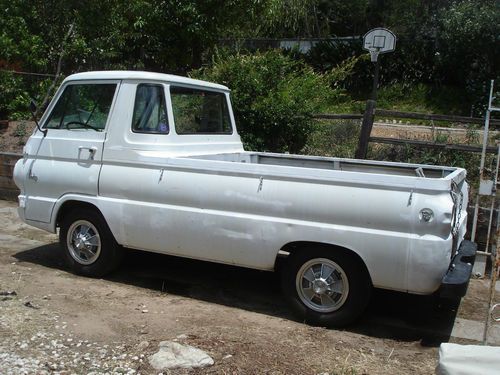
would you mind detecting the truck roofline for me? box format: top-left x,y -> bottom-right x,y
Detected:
63,71 -> 230,91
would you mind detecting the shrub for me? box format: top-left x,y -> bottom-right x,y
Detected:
14,121 -> 27,137
369,143 -> 485,185
302,119 -> 360,159
192,50 -> 338,153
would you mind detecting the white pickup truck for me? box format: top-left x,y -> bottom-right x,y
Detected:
13,71 -> 476,326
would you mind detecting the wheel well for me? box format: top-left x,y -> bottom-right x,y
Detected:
56,200 -> 102,227
278,241 -> 372,283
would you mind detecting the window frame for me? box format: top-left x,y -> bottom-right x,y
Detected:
41,80 -> 120,132
169,85 -> 234,136
131,83 -> 170,135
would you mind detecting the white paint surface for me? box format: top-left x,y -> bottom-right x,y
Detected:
437,343 -> 500,375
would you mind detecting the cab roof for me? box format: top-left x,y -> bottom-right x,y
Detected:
64,71 -> 230,91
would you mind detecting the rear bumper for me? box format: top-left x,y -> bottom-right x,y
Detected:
440,240 -> 477,299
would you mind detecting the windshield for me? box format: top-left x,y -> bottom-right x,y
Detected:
44,83 -> 117,130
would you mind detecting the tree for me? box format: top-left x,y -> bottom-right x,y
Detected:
436,0 -> 500,112
0,0 -> 48,117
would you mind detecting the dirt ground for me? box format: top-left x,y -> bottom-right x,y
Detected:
1,200 -> 499,375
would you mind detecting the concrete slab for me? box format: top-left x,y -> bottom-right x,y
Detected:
451,318 -> 500,345
472,253 -> 487,277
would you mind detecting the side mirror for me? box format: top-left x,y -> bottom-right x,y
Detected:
28,99 -> 48,137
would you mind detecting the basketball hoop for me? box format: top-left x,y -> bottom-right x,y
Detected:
363,28 -> 396,62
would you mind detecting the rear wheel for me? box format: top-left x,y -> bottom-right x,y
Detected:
282,247 -> 371,327
60,208 -> 122,277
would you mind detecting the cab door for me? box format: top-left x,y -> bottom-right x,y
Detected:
23,81 -> 119,223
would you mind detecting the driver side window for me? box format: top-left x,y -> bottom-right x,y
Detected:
45,83 -> 117,130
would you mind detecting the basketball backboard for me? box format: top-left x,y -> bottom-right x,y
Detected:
363,28 -> 396,62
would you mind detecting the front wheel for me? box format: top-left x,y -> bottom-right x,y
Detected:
59,208 -> 122,277
281,248 -> 371,327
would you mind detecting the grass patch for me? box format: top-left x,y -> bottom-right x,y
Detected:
324,83 -> 473,119
376,83 -> 471,115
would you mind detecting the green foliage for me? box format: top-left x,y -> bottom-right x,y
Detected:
331,367 -> 358,375
436,0 -> 500,113
0,1 -> 47,119
0,0 -> 263,120
254,0 -> 371,37
14,121 -> 27,137
0,71 -> 54,120
0,0 -> 497,124
303,120 -> 360,158
193,50 -> 336,153
376,83 -> 468,115
291,0 -> 499,116
369,142 -> 485,184
14,120 -> 28,145
258,0 -> 325,37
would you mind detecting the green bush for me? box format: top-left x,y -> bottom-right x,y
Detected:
14,121 -> 27,137
192,50 -> 338,153
369,143 -> 485,185
0,71 -> 54,120
0,72 -> 30,119
302,120 -> 360,158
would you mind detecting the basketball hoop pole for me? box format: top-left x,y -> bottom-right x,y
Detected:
371,55 -> 381,101
357,28 -> 396,159
355,56 -> 379,159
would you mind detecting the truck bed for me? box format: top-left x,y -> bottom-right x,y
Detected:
187,151 -> 457,179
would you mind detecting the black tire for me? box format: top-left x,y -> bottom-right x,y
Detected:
59,208 -> 122,277
281,247 -> 371,327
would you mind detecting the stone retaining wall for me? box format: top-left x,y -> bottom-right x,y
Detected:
0,152 -> 21,201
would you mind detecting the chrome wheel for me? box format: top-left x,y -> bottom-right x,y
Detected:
66,220 -> 101,265
295,258 -> 349,313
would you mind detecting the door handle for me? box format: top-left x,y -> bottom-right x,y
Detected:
78,146 -> 97,159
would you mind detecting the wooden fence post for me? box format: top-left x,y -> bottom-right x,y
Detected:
355,99 -> 376,159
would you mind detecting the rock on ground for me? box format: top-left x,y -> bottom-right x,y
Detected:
148,341 -> 214,370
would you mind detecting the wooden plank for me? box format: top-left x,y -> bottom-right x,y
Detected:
315,111 -> 500,126
314,113 -> 363,120
370,137 -> 497,153
374,109 -> 500,126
